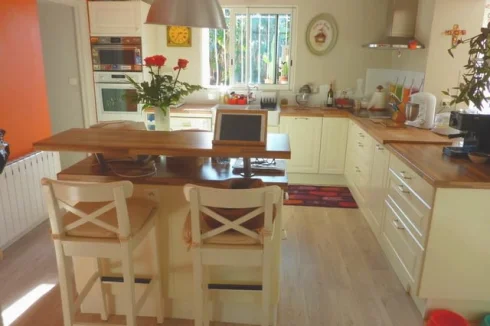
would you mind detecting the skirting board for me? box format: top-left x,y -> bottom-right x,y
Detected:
287,173 -> 347,186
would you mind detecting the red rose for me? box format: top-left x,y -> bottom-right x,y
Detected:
153,55 -> 167,67
144,56 -> 156,66
177,59 -> 189,69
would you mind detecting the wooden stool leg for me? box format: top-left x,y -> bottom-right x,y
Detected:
95,258 -> 109,320
192,249 -> 203,326
261,247 -> 272,326
202,266 -> 210,326
121,241 -> 137,326
150,225 -> 164,324
54,240 -> 75,326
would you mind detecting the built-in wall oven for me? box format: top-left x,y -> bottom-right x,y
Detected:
91,36 -> 142,72
95,72 -> 143,122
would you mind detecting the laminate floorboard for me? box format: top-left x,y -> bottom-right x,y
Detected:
1,207 -> 425,326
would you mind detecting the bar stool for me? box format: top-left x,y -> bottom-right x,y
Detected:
183,183 -> 283,326
42,178 -> 164,326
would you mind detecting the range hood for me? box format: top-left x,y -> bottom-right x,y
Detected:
363,0 -> 425,49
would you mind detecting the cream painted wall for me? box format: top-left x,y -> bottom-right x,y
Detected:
145,0 -> 394,95
424,0 -> 485,105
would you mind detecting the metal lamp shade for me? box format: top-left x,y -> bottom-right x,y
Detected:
145,0 -> 227,29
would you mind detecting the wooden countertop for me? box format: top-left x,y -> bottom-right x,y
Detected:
33,129 -> 291,159
58,156 -> 288,188
387,143 -> 490,189
280,106 -> 451,145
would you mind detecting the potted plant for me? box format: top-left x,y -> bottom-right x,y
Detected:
126,55 -> 202,130
444,22 -> 490,110
279,61 -> 289,84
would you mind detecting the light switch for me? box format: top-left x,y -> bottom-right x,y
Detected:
68,77 -> 78,86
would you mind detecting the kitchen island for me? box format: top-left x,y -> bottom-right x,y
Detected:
34,129 -> 291,325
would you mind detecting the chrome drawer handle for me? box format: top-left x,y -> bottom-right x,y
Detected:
357,142 -> 364,148
376,144 -> 384,151
393,219 -> 405,230
398,185 -> 410,194
295,117 -> 309,120
355,166 -> 361,173
358,133 -> 365,138
400,171 -> 412,180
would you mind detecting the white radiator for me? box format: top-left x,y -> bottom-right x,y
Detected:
0,151 -> 61,249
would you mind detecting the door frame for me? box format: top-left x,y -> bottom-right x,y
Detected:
38,0 -> 97,127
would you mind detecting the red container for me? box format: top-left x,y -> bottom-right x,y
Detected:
428,310 -> 469,326
237,98 -> 247,105
228,98 -> 238,105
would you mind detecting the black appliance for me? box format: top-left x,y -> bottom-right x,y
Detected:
443,111 -> 490,157
0,129 -> 10,175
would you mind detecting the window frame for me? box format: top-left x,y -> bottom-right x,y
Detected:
201,6 -> 297,91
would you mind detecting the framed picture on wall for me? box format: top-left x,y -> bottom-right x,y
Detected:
167,26 -> 192,47
306,13 -> 338,56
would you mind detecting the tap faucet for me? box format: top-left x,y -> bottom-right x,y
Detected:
248,84 -> 259,103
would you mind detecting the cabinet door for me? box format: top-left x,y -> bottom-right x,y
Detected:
89,2 -> 142,36
366,142 -> 390,235
267,125 -> 280,134
279,117 -> 322,173
319,118 -> 348,174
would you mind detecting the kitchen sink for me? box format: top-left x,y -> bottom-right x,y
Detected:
212,104 -> 281,126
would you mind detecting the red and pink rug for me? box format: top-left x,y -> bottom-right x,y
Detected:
284,185 -> 358,209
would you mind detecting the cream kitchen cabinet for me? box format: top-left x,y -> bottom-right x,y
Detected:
364,141 -> 390,237
89,2 -> 143,36
279,116 -> 322,173
319,118 -> 348,174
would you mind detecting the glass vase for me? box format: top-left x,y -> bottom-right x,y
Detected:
154,106 -> 170,131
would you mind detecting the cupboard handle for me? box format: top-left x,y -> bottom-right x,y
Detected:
400,171 -> 411,180
358,133 -> 365,138
355,166 -> 361,173
294,117 -> 309,120
376,144 -> 384,151
398,185 -> 410,194
357,142 -> 364,148
393,219 -> 405,230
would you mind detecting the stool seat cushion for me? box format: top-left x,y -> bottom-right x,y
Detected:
63,197 -> 156,239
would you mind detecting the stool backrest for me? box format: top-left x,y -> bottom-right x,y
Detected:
42,178 -> 134,238
183,184 -> 282,245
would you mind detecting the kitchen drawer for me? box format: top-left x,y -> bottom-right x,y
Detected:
387,175 -> 431,245
389,155 -> 434,206
382,198 -> 423,286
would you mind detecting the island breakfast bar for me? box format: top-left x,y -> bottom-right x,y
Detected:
34,128 -> 291,325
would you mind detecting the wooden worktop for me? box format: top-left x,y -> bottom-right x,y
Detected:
280,106 -> 452,145
387,143 -> 490,189
33,129 -> 291,159
58,156 -> 288,188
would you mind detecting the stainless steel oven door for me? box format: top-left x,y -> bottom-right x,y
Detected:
95,83 -> 143,121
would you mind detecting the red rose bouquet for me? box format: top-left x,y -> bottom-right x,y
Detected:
126,55 -> 202,115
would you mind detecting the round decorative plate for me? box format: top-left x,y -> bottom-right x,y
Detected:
306,13 -> 338,56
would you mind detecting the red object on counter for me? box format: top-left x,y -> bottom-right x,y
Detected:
408,40 -> 418,50
228,98 -> 238,105
427,310 -> 469,326
237,98 -> 247,105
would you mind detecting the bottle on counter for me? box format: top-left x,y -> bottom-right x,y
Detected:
327,83 -> 334,107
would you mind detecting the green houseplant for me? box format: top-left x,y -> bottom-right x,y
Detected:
444,23 -> 490,110
126,55 -> 202,130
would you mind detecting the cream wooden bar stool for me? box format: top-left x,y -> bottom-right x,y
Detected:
42,178 -> 164,326
183,183 -> 282,326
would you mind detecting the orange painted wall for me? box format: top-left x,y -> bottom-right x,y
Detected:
0,0 -> 51,160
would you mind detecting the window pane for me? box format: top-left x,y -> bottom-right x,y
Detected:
208,9 -> 231,86
234,13 -> 247,84
249,14 -> 278,85
277,14 -> 292,85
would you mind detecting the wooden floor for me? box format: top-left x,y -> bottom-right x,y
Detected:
1,206 -> 424,326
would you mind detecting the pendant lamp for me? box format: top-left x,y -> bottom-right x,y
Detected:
145,0 -> 227,29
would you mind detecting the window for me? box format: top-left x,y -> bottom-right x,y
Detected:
203,7 -> 295,89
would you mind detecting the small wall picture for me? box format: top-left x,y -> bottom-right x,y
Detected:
306,13 -> 338,56
167,26 -> 192,47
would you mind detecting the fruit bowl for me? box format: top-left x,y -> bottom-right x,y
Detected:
468,152 -> 489,164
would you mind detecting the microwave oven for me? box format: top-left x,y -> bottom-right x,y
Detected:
91,36 -> 142,72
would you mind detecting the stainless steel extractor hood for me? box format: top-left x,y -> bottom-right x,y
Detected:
363,0 -> 425,49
